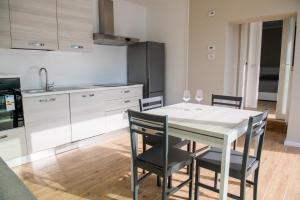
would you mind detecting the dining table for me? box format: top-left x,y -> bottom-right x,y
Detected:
131,102 -> 261,200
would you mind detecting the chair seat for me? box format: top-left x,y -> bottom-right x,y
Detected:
144,135 -> 183,147
137,145 -> 194,175
196,148 -> 258,179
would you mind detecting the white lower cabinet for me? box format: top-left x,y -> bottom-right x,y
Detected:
105,109 -> 128,132
70,91 -> 106,142
23,94 -> 72,153
0,127 -> 27,161
22,86 -> 142,155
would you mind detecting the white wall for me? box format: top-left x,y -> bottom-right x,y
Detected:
145,0 -> 189,105
189,0 -> 300,145
0,0 -> 146,90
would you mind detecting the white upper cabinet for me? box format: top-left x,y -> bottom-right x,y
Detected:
0,0 -> 11,48
57,0 -> 93,52
9,0 -> 58,50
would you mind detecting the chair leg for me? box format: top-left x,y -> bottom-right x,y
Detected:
192,141 -> 196,153
253,168 -> 260,200
187,142 -> 191,174
189,161 -> 194,200
157,176 -> 161,187
162,176 -> 168,200
214,172 -> 218,188
142,138 -> 146,174
194,162 -> 200,200
233,140 -> 237,150
240,178 -> 247,200
133,166 -> 139,200
168,176 -> 172,189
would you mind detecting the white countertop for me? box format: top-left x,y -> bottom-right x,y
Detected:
0,74 -> 21,79
22,84 -> 143,98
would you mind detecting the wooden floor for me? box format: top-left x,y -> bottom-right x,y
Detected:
13,128 -> 300,200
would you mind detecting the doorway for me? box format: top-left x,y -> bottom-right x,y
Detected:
237,16 -> 296,122
258,20 -> 283,119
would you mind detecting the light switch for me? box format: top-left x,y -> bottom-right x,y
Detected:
208,54 -> 215,60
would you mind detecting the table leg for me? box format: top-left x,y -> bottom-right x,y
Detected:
219,137 -> 231,200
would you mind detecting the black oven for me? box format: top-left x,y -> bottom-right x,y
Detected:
0,78 -> 24,131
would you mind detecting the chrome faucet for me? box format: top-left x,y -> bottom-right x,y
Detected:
39,67 -> 54,91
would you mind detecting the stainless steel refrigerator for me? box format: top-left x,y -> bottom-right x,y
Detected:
127,42 -> 165,98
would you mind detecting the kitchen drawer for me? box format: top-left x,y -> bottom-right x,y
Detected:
123,87 -> 142,98
105,97 -> 139,111
0,127 -> 27,161
123,97 -> 139,108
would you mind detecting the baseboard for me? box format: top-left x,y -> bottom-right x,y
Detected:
284,140 -> 300,148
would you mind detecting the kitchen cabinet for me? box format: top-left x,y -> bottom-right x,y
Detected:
0,127 -> 27,161
104,87 -> 142,132
0,0 -> 11,48
70,91 -> 106,142
9,0 -> 58,50
105,105 -> 139,132
57,0 -> 93,51
23,94 -> 71,153
21,85 -> 142,154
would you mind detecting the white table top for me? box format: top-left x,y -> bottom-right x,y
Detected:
146,103 -> 261,141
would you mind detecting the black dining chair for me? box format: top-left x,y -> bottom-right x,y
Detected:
211,94 -> 243,150
139,96 -> 193,187
139,96 -> 192,153
128,110 -> 194,200
194,111 -> 268,200
211,94 -> 244,188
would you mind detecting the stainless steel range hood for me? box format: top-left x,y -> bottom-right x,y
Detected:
93,0 -> 139,46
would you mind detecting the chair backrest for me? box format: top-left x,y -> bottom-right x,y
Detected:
241,111 -> 268,175
139,96 -> 164,112
211,94 -> 243,109
128,110 -> 169,172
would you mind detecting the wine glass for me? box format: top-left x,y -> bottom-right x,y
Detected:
195,89 -> 204,104
183,90 -> 191,103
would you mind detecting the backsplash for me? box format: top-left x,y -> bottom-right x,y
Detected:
0,46 -> 127,90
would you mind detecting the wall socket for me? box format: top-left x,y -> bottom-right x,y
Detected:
208,10 -> 216,17
208,54 -> 215,60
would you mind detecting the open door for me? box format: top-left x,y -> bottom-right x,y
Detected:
244,22 -> 263,108
276,16 -> 296,120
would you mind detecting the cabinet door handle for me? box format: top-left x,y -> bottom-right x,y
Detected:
124,90 -> 130,93
71,44 -> 84,49
82,95 -> 87,98
89,94 -> 95,97
124,100 -> 131,104
29,42 -> 45,47
39,98 -> 56,102
0,135 -> 8,140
